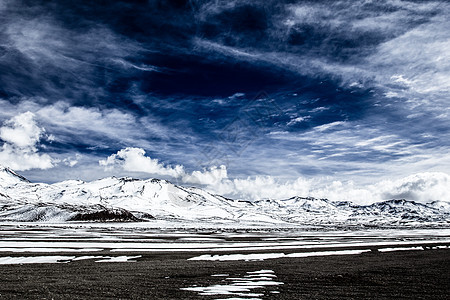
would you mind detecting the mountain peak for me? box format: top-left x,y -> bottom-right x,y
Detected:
0,165 -> 30,185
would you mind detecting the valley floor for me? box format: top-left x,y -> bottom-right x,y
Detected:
0,223 -> 449,299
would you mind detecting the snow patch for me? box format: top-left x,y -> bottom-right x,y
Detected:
0,255 -> 141,264
0,256 -> 75,264
0,247 -> 103,253
95,255 -> 141,263
188,249 -> 370,261
181,269 -> 282,298
378,247 -> 423,252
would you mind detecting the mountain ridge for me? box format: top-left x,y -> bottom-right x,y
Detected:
0,166 -> 448,226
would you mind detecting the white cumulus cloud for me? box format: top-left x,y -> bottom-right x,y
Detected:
182,165 -> 228,186
99,147 -> 185,178
0,112 -> 53,170
99,147 -> 228,187
0,111 -> 44,148
378,172 -> 450,203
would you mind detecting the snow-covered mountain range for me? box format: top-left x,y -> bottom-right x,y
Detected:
0,166 -> 449,226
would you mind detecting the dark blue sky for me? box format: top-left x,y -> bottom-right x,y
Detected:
0,0 -> 449,202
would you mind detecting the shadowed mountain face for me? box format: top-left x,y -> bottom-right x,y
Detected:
0,166 -> 449,226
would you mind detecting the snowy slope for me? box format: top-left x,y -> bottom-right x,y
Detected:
250,197 -> 450,226
0,166 -> 449,226
0,168 -> 242,222
0,166 -> 29,187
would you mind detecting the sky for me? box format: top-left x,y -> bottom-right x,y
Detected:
0,0 -> 449,204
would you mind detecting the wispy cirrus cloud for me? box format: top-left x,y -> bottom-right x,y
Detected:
0,0 -> 157,103
192,0 -> 450,106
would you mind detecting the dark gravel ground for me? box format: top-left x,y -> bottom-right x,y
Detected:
0,248 -> 449,299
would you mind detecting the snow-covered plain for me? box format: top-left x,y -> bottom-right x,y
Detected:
0,224 -> 449,253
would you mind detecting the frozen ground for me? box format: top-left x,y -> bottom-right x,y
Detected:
1,223 -> 449,254
0,223 -> 449,299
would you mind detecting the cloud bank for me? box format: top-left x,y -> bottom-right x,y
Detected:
100,148 -> 449,204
